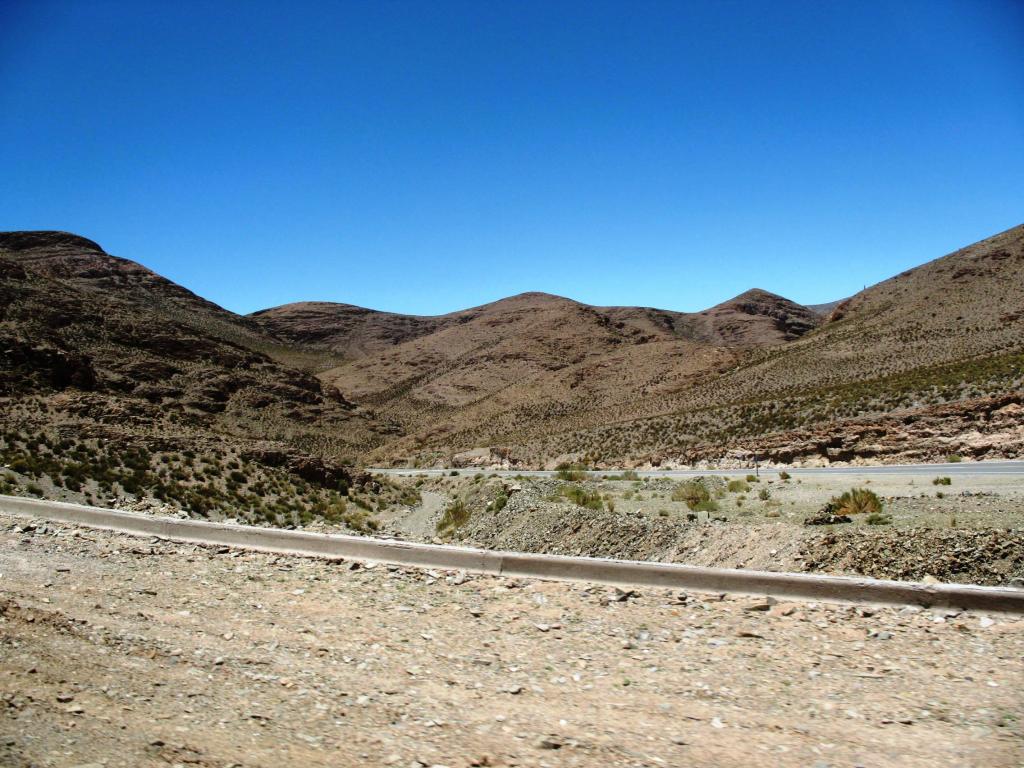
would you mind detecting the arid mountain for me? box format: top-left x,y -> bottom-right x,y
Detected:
255,288 -> 821,363
0,231 -> 363,431
251,301 -> 455,361
507,223 -> 1024,467
3,224 -> 1022,476
0,231 -> 403,529
248,224 -> 1024,468
250,286 -> 842,466
255,288 -> 820,406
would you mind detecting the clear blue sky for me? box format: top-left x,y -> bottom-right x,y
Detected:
2,1 -> 1022,315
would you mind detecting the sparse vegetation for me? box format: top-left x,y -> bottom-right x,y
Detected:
671,480 -> 710,510
493,490 -> 509,512
558,484 -> 605,511
555,463 -> 589,481
830,487 -> 883,516
437,498 -> 470,533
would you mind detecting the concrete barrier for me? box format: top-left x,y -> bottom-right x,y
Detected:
3,494 -> 1022,613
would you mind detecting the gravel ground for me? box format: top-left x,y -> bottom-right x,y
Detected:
1,512 -> 1023,767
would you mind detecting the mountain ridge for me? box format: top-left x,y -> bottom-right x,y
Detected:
2,223 -> 1022,470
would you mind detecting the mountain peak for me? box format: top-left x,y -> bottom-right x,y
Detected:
0,230 -> 106,254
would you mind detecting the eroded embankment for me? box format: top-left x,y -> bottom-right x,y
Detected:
423,479 -> 1024,585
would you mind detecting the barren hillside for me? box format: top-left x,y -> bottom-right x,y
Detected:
254,288 -> 826,465
0,232 -> 400,527
4,224 -> 1022,475
247,225 -> 1024,468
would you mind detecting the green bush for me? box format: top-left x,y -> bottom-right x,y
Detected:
932,477 -> 951,486
437,498 -> 470,532
493,491 -> 509,512
672,480 -> 710,510
865,512 -> 892,526
831,487 -> 883,516
556,465 -> 588,481
946,454 -> 962,463
727,479 -> 750,493
560,484 -> 603,510
758,488 -> 771,501
746,474 -> 759,483
778,471 -> 791,480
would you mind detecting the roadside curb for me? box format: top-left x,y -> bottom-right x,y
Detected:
3,494 -> 1022,613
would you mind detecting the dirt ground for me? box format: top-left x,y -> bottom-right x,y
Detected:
1,511 -> 1022,767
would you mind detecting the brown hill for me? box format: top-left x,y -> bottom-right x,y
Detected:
250,301 -> 454,360
269,290 -> 820,412
0,231 -> 402,527
4,224 -> 1022,475
251,287 -> 824,464
253,225 -> 1022,468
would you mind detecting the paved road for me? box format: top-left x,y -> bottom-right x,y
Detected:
370,459 -> 1024,478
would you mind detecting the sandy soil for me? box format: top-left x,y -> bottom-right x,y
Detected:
1,511 -> 1022,767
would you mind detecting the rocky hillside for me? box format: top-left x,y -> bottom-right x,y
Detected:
299,224 -> 1022,468
514,224 -> 1024,468
251,301 -> 455,361
0,231 -> 402,527
4,223 -> 1022,474
252,288 -> 824,463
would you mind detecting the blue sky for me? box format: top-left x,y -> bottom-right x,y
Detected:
2,1 -> 1022,315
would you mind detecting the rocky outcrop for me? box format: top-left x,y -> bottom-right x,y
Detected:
672,393 -> 1024,467
0,335 -> 97,393
0,230 -> 384,469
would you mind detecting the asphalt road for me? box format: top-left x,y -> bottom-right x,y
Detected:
370,459 -> 1024,478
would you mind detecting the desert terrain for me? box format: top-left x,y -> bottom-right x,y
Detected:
372,468 -> 1024,585
1,511 -> 1022,768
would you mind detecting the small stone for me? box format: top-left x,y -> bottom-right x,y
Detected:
745,597 -> 777,612
537,735 -> 565,749
710,717 -> 725,729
